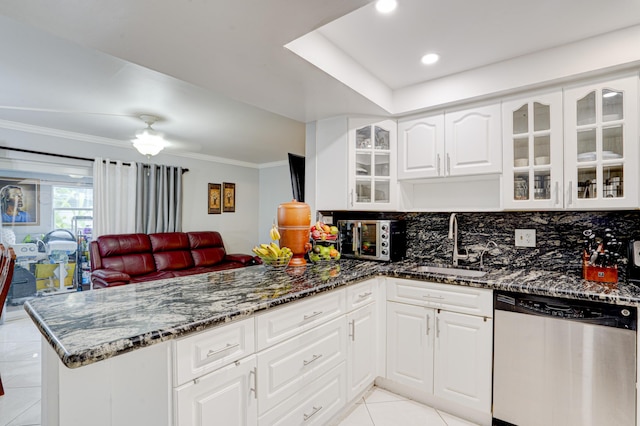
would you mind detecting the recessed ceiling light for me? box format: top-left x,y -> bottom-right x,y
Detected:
421,53 -> 440,65
376,0 -> 397,13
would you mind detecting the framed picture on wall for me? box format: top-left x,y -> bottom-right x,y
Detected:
0,177 -> 40,226
208,183 -> 221,214
223,182 -> 235,213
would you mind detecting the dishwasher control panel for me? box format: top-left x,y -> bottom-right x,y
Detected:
495,292 -> 636,330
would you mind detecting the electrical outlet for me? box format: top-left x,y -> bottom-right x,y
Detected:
515,229 -> 536,247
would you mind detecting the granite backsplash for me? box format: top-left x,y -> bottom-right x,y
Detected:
321,210 -> 640,276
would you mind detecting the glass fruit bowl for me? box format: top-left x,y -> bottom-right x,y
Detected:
261,254 -> 292,269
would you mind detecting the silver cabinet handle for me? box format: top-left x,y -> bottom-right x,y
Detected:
426,315 -> 430,336
554,181 -> 560,206
422,294 -> 444,300
446,153 -> 451,175
350,189 -> 354,207
349,319 -> 355,341
358,291 -> 372,299
437,154 -> 441,176
303,406 -> 323,421
303,354 -> 323,366
567,181 -> 573,206
303,311 -> 323,321
207,343 -> 239,358
436,316 -> 440,338
250,367 -> 257,399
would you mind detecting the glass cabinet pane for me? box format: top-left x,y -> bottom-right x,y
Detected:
513,137 -> 529,167
533,102 -> 550,131
603,125 -> 623,158
356,153 -> 371,176
374,153 -> 390,177
577,168 -> 597,199
577,91 -> 596,126
603,165 -> 623,198
514,172 -> 529,201
533,171 -> 551,200
374,180 -> 390,203
603,89 -> 623,121
533,135 -> 550,165
513,104 -> 528,134
374,126 -> 390,150
577,129 -> 596,161
356,126 -> 372,149
356,179 -> 371,203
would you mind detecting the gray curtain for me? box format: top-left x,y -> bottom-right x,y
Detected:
136,163 -> 183,233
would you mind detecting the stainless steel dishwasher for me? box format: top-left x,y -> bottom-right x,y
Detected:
493,291 -> 637,426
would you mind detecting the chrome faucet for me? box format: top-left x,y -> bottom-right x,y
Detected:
448,213 -> 469,266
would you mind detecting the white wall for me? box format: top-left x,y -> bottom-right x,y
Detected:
258,163 -> 293,244
0,127 -> 271,254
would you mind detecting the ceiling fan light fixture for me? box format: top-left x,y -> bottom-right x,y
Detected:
131,115 -> 167,157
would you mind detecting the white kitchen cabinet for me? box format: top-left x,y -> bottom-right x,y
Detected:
349,118 -> 397,210
397,103 -> 501,181
315,116 -> 397,211
563,75 -> 639,209
397,113 -> 445,179
385,278 -> 493,416
386,301 -> 434,391
502,90 -> 564,209
346,300 -> 378,400
434,310 -> 493,413
174,355 -> 257,426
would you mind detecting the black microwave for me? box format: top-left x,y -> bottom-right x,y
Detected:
337,219 -> 406,262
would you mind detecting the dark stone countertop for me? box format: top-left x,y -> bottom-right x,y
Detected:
24,258 -> 640,368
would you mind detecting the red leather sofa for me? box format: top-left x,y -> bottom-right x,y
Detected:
89,231 -> 259,288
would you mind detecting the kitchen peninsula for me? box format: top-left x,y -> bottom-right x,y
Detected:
25,259 -> 640,426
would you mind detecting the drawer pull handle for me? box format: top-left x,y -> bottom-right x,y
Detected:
303,405 -> 323,421
303,354 -> 323,366
422,294 -> 444,300
303,311 -> 323,321
206,343 -> 239,358
249,367 -> 257,399
358,291 -> 372,299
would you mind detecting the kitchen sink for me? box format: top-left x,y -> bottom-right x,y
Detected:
414,265 -> 487,278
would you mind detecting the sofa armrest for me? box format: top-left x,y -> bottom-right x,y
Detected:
91,269 -> 131,286
225,253 -> 260,265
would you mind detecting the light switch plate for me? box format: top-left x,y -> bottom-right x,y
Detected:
515,229 -> 536,247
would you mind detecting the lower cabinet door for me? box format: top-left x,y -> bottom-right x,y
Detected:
258,362 -> 346,426
433,310 -> 493,413
386,301 -> 434,392
174,355 -> 257,426
346,302 -> 378,400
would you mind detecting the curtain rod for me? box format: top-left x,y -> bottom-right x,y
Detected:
0,146 -> 189,172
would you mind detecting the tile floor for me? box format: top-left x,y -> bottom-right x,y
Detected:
0,308 -> 478,426
336,387 -> 477,426
0,308 -> 41,426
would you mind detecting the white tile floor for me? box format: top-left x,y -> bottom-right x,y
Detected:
0,309 -> 478,426
0,309 -> 41,426
337,387 -> 478,426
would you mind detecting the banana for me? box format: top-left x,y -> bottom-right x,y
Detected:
268,242 -> 281,257
270,224 -> 281,241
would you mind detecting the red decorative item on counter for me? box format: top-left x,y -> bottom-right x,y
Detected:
277,200 -> 312,267
582,251 -> 618,283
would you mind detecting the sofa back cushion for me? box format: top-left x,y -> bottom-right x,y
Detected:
188,231 -> 226,267
149,232 -> 195,271
95,234 -> 157,277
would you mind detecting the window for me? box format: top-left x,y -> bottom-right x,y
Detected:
52,185 -> 93,231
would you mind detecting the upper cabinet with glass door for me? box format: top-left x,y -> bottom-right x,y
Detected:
564,75 -> 639,209
349,118 -> 397,210
502,91 -> 563,209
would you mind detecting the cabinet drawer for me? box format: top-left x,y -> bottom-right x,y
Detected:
258,362 -> 346,426
173,317 -> 255,386
386,278 -> 493,317
256,290 -> 345,350
345,278 -> 378,311
257,316 -> 346,414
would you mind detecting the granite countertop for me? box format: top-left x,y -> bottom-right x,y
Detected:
24,258 -> 640,368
